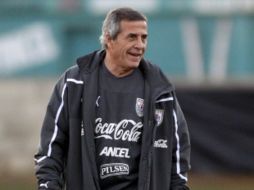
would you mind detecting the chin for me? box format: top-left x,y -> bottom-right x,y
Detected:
128,59 -> 141,67
130,62 -> 140,68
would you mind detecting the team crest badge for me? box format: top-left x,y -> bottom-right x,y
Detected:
136,98 -> 144,117
155,109 -> 164,127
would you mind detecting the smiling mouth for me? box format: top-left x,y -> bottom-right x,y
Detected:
128,52 -> 142,58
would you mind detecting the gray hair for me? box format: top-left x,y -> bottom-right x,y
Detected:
99,7 -> 147,49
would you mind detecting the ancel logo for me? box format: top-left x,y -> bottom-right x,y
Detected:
100,163 -> 129,179
99,146 -> 130,158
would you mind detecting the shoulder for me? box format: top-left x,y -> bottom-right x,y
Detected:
140,59 -> 174,89
140,59 -> 165,78
58,49 -> 105,82
76,50 -> 105,73
65,65 -> 81,80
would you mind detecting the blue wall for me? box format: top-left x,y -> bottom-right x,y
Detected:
0,1 -> 254,81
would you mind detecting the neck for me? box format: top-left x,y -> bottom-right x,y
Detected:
104,54 -> 134,78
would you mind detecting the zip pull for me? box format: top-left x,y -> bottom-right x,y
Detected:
81,121 -> 84,136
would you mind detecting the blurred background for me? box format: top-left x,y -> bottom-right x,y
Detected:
0,0 -> 254,189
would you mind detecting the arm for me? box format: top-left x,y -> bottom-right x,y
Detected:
34,74 -> 69,190
170,97 -> 191,190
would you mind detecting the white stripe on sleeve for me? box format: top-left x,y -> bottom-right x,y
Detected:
47,83 -> 67,157
173,110 -> 188,182
155,97 -> 174,103
34,156 -> 47,163
67,78 -> 84,84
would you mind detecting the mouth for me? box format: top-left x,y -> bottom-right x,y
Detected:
128,51 -> 143,59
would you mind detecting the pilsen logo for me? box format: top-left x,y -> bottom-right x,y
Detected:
136,98 -> 144,117
94,118 -> 143,142
100,163 -> 129,179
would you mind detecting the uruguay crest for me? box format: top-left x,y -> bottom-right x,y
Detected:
155,109 -> 164,127
136,98 -> 144,117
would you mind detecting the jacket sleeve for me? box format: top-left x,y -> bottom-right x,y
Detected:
170,95 -> 191,190
34,73 -> 69,190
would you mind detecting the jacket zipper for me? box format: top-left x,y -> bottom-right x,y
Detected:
145,120 -> 153,190
145,88 -> 172,190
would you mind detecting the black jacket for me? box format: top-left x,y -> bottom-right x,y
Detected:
34,50 -> 191,190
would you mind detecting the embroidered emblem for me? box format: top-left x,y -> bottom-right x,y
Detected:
154,139 -> 168,149
136,98 -> 144,117
39,181 -> 49,188
155,109 -> 164,127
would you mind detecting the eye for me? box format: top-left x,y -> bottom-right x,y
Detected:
142,35 -> 148,43
128,34 -> 136,41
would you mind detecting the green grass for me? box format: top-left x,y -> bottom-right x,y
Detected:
0,174 -> 35,190
0,181 -> 35,190
188,173 -> 254,190
1,174 -> 254,190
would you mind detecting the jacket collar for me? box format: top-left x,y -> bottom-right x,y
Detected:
76,49 -> 105,74
76,49 -> 174,92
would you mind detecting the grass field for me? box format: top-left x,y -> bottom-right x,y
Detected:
188,174 -> 254,190
0,173 -> 253,190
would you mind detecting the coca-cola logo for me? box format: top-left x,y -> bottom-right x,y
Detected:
94,118 -> 143,142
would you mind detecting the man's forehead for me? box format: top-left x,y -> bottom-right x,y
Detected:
120,20 -> 148,33
120,20 -> 147,27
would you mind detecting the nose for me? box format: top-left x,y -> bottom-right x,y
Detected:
134,37 -> 146,49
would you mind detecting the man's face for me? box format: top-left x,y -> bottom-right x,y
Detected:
106,20 -> 148,70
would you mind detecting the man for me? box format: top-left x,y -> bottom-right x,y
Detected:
34,7 -> 191,190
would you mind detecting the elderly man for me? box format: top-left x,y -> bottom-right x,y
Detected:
34,7 -> 191,190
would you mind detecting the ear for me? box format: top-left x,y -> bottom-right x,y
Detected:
105,33 -> 114,48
